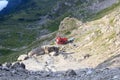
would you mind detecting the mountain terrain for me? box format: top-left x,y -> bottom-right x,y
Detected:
22,0 -> 120,72
0,0 -> 119,63
0,0 -> 120,80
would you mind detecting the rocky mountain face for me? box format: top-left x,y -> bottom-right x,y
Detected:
0,0 -> 120,79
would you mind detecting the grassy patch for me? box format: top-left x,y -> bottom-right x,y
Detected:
0,26 -> 37,48
46,12 -> 71,32
0,32 -> 56,63
107,31 -> 116,40
109,17 -> 115,26
0,49 -> 17,63
65,31 -> 71,35
0,0 -> 61,48
0,49 -> 15,56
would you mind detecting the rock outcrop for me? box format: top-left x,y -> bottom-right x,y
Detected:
27,45 -> 59,57
28,47 -> 45,57
17,54 -> 29,61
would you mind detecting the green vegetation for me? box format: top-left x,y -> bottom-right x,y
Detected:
0,32 -> 56,63
0,49 -> 15,56
0,49 -> 17,63
47,12 -> 71,32
0,0 -> 59,48
0,0 -> 60,63
65,31 -> 71,35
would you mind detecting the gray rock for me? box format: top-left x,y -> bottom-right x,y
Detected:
64,69 -> 77,76
49,52 -> 59,56
113,75 -> 119,79
10,70 -> 17,74
11,62 -> 25,69
2,62 -> 12,68
86,69 -> 93,75
42,45 -> 59,54
40,71 -> 52,77
28,47 -> 45,57
2,67 -> 10,71
20,63 -> 26,69
83,54 -> 91,59
0,66 -> 2,70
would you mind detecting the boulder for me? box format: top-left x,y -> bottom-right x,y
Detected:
28,45 -> 59,57
28,47 -> 45,57
2,62 -> 12,68
83,54 -> 91,59
49,52 -> 59,56
20,63 -> 26,69
17,54 -> 29,61
42,45 -> 59,54
64,69 -> 77,76
11,62 -> 25,69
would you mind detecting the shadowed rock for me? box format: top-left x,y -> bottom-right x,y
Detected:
42,45 -> 59,56
28,46 -> 59,57
64,69 -> 77,76
2,62 -> 12,68
11,62 -> 25,69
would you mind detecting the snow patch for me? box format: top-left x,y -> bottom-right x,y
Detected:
0,0 -> 8,11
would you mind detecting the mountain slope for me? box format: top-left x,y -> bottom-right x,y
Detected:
22,3 -> 120,71
0,0 -> 120,80
0,0 -> 120,63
